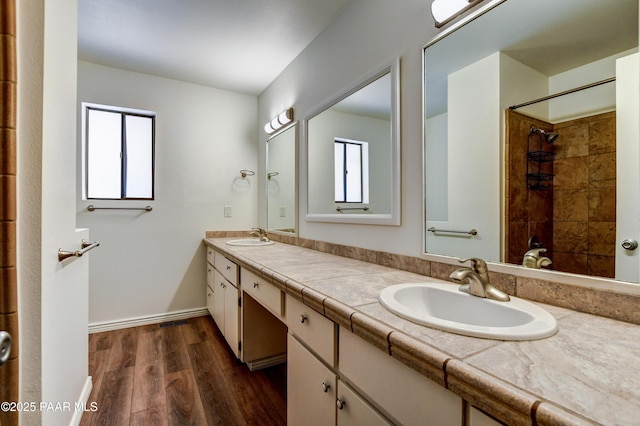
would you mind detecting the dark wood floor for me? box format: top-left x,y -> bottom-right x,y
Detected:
80,315 -> 286,426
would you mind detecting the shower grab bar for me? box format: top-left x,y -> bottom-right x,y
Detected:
509,77 -> 615,110
58,239 -> 100,262
87,205 -> 152,212
428,227 -> 478,236
336,207 -> 370,212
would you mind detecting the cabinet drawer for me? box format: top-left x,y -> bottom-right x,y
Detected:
214,251 -> 238,285
286,294 -> 336,366
241,268 -> 283,316
206,246 -> 215,267
340,327 -> 462,426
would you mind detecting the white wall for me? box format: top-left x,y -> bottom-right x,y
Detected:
77,62 -> 258,326
258,0 -> 433,256
549,49 -> 636,122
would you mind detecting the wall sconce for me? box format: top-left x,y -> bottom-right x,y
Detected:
264,108 -> 294,135
431,0 -> 485,28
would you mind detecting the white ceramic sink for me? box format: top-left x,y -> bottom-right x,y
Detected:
226,239 -> 275,246
379,282 -> 558,340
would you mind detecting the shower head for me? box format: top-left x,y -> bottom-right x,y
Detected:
530,127 -> 558,144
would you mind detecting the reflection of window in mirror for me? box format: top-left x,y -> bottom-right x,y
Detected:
334,138 -> 369,203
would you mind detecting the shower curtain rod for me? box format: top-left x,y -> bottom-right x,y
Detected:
509,77 -> 616,111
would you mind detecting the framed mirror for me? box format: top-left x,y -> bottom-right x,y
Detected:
423,0 -> 639,282
306,58 -> 400,225
267,123 -> 297,234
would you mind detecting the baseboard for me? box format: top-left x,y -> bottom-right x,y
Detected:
69,376 -> 93,426
88,308 -> 209,333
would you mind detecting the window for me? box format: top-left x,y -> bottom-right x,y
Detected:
83,103 -> 155,200
334,138 -> 369,203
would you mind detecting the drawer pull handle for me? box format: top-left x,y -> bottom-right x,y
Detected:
322,382 -> 330,393
336,399 -> 346,410
300,315 -> 307,324
220,283 -> 226,289
226,265 -> 231,271
253,282 -> 259,289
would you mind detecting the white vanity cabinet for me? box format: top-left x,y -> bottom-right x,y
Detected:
209,249 -> 241,359
340,327 -> 463,426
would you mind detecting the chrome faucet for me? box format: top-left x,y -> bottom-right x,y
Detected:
248,227 -> 270,242
522,248 -> 552,269
449,258 -> 510,302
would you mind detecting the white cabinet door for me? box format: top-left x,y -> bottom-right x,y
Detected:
225,282 -> 240,358
206,285 -> 214,317
288,333 -> 336,426
212,270 -> 226,333
336,380 -> 391,426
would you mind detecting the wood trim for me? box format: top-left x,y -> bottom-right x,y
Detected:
0,1 -> 18,425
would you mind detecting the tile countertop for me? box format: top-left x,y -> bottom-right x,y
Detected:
204,238 -> 640,426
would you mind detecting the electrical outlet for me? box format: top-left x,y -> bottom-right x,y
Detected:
279,206 -> 286,217
224,205 -> 232,217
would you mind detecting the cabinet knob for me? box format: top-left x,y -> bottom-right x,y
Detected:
208,268 -> 212,272
253,282 -> 259,289
207,292 -> 211,297
300,315 -> 307,324
220,282 -> 225,288
226,265 -> 231,270
322,382 -> 330,393
336,399 -> 346,410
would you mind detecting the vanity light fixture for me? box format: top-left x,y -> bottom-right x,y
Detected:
431,0 -> 485,28
264,108 -> 294,135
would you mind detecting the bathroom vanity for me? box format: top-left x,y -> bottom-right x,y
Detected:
204,236 -> 640,425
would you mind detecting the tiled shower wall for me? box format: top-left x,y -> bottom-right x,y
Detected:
553,111 -> 616,278
505,110 -> 555,266
0,0 -> 18,424
506,110 -> 616,278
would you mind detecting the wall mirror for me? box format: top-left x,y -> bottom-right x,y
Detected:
306,58 -> 400,225
423,0 -> 639,282
267,123 -> 297,234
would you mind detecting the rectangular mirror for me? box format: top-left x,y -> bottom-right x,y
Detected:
423,0 -> 639,282
267,123 -> 297,234
306,58 -> 400,225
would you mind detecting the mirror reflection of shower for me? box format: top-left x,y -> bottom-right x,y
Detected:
506,109 -> 617,279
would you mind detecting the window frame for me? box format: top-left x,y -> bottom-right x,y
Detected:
334,137 -> 369,204
83,103 -> 156,201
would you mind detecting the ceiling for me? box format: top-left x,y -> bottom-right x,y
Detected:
78,0 -> 352,96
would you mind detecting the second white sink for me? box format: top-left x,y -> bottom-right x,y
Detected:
379,282 -> 558,340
